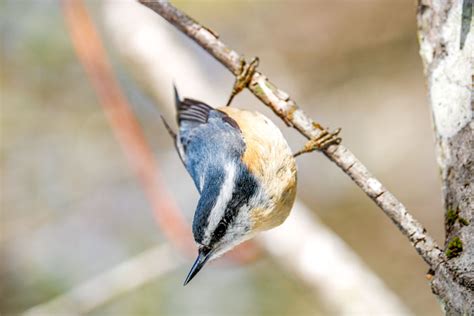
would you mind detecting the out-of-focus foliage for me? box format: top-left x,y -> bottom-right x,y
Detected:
1,1 -> 443,315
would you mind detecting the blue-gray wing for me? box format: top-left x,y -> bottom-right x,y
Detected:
176,98 -> 244,194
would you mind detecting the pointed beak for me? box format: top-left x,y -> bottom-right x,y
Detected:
183,246 -> 213,286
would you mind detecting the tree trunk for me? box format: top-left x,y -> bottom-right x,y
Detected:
417,0 -> 473,314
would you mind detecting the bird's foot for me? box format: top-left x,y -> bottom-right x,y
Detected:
293,126 -> 341,157
226,57 -> 259,106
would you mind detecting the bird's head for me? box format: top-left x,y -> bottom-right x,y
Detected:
184,161 -> 261,285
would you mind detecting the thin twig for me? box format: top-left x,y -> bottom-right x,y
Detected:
102,3 -> 413,313
138,0 -> 444,268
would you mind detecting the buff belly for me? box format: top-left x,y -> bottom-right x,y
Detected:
218,107 -> 297,232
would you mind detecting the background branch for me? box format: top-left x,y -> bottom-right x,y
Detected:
138,0 -> 444,269
61,0 -> 191,253
23,245 -> 179,316
61,0 -> 258,263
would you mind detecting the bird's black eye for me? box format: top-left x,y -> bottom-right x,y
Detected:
214,222 -> 227,240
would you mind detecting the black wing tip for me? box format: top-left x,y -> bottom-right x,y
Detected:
177,99 -> 214,125
172,83 -> 219,126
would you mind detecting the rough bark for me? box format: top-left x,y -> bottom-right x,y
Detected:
417,0 -> 474,314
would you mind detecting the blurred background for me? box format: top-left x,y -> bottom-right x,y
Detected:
1,0 -> 445,315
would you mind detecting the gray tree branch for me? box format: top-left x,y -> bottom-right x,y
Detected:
417,0 -> 473,313
138,0 -> 444,269
103,2 -> 414,313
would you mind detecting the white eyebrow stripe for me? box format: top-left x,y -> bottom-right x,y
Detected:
203,162 -> 237,244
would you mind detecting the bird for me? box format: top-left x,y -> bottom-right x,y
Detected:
162,84 -> 298,285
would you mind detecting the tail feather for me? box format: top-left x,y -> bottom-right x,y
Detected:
173,82 -> 180,119
161,115 -> 177,140
161,114 -> 186,164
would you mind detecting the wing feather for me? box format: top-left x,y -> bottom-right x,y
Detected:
171,85 -> 244,193
177,98 -> 214,124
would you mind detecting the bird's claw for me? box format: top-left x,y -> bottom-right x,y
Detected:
226,57 -> 259,106
293,127 -> 342,157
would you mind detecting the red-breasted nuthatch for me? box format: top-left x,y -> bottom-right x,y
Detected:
163,84 -> 297,285
164,58 -> 340,285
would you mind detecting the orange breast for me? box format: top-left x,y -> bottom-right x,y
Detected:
219,107 -> 297,231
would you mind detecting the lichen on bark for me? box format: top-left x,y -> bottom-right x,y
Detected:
417,0 -> 474,313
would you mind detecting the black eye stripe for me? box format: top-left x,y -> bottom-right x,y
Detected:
209,168 -> 258,245
213,222 -> 227,240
